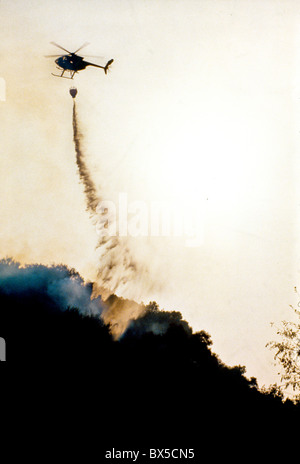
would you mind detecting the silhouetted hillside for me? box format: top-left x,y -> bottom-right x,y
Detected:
0,259 -> 299,452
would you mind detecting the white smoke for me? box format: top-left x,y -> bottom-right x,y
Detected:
0,259 -> 104,317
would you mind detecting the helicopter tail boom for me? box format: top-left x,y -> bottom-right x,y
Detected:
84,59 -> 114,74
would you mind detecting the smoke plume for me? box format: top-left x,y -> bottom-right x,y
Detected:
72,101 -> 99,214
0,258 -> 104,317
72,100 -> 154,334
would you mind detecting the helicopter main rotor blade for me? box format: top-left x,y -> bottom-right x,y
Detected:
45,54 -> 64,58
73,42 -> 90,54
50,42 -> 72,54
80,55 -> 104,59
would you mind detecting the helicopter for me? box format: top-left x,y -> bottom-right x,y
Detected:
46,42 -> 114,79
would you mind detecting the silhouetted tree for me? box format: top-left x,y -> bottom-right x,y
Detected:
267,302 -> 300,400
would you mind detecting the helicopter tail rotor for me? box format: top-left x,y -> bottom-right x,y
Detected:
104,59 -> 114,74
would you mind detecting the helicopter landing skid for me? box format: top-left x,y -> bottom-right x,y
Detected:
51,73 -> 75,79
51,68 -> 76,79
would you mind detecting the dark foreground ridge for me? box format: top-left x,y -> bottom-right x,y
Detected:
0,259 -> 299,452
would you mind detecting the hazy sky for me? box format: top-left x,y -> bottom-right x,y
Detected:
1,0 -> 299,386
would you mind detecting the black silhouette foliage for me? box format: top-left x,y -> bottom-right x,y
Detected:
0,260 -> 299,452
